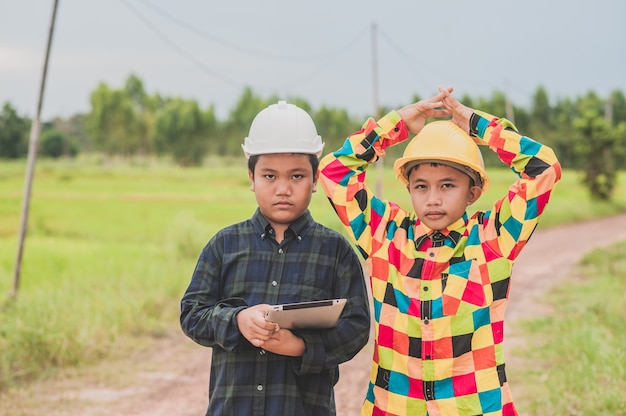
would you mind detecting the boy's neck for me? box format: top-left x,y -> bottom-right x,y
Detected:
273,226 -> 287,243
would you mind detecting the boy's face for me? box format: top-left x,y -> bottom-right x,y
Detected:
249,153 -> 317,233
407,163 -> 482,231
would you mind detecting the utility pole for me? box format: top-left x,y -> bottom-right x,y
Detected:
605,93 -> 613,125
10,0 -> 60,300
504,80 -> 516,125
372,22 -> 383,199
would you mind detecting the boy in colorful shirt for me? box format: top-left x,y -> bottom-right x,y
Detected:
318,87 -> 561,415
181,101 -> 371,415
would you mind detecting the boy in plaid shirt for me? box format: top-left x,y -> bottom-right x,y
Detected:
181,101 -> 370,415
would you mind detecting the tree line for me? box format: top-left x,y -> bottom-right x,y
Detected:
1,74 -> 625,200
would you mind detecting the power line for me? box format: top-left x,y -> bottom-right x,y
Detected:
134,0 -> 368,63
121,0 -> 242,87
377,28 -> 453,84
277,27 -> 369,90
121,0 -> 370,95
377,27 -> 533,103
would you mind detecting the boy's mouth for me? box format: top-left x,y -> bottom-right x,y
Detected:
425,210 -> 445,218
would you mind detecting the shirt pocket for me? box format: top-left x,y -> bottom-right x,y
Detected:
441,259 -> 493,316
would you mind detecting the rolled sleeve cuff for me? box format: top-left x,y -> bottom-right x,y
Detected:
377,111 -> 408,151
291,333 -> 325,375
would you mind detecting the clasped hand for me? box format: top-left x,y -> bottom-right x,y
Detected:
397,86 -> 474,135
236,304 -> 305,357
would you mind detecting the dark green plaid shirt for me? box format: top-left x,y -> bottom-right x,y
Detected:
180,208 -> 371,416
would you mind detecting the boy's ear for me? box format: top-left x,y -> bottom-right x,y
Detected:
467,185 -> 482,205
312,171 -> 318,193
248,170 -> 255,192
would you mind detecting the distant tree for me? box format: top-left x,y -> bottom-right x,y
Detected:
530,85 -> 552,127
576,91 -> 605,117
124,74 -> 156,155
125,73 -> 148,110
525,87 -> 572,167
154,98 -> 215,166
608,89 -> 626,125
0,102 -> 29,158
573,103 -> 625,200
543,96 -> 578,168
87,83 -> 137,156
510,106 -> 530,133
86,75 -> 158,157
312,106 -> 361,156
286,96 -> 313,115
50,114 -> 90,151
39,129 -> 78,158
471,92 -> 506,120
221,87 -> 269,156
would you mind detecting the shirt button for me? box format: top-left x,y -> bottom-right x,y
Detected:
259,349 -> 266,355
426,354 -> 431,360
271,281 -> 278,287
429,252 -> 435,257
394,127 -> 399,132
257,384 -> 263,391
278,248 -> 284,254
424,319 -> 429,325
423,286 -> 429,291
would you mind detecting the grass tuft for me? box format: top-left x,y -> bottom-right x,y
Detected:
511,242 -> 626,415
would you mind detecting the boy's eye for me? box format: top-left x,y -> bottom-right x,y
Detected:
264,174 -> 275,180
292,174 -> 304,180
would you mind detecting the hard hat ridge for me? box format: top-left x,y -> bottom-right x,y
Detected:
242,100 -> 324,159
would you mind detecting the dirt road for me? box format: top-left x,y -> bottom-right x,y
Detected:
3,214 -> 626,416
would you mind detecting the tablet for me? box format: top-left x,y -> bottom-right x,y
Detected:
265,298 -> 346,329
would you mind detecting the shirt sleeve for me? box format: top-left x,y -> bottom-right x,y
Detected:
318,111 -> 410,258
180,234 -> 246,351
470,111 -> 562,260
291,239 -> 370,375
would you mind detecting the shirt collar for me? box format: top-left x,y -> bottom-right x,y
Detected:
414,213 -> 467,248
251,208 -> 314,241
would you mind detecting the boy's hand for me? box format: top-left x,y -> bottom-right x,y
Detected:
397,86 -> 452,134
262,328 -> 306,357
439,86 -> 474,134
236,304 -> 279,347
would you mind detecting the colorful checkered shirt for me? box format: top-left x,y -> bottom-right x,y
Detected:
318,111 -> 562,416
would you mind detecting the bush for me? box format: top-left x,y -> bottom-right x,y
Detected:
39,130 -> 78,158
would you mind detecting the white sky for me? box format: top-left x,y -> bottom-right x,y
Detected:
1,0 -> 625,121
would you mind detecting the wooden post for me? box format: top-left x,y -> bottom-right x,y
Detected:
504,80 -> 516,125
372,22 -> 384,199
9,0 -> 60,300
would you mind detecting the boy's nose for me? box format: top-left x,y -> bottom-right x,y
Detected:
276,180 -> 291,195
426,190 -> 442,205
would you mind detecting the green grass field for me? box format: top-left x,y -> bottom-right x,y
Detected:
1,156 -> 625,410
511,242 -> 626,415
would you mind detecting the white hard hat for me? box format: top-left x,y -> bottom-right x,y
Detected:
242,100 -> 324,159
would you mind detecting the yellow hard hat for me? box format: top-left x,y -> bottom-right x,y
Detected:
393,121 -> 489,191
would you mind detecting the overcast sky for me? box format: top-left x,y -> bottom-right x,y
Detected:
1,0 -> 625,121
